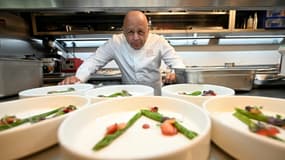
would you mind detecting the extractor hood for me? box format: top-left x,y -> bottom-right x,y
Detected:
0,0 -> 285,11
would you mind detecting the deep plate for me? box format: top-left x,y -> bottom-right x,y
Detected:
58,96 -> 211,160
203,96 -> 285,160
84,84 -> 154,103
0,95 -> 90,160
162,83 -> 235,106
19,83 -> 94,98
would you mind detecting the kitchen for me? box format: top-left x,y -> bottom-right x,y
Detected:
1,0 -> 285,159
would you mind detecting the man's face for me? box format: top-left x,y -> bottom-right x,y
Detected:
123,12 -> 149,50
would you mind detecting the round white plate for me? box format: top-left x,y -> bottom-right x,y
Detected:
58,96 -> 211,160
84,84 -> 154,103
0,95 -> 90,160
203,96 -> 285,160
162,83 -> 235,106
19,83 -> 94,98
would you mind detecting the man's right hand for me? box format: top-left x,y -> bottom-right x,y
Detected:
58,76 -> 81,85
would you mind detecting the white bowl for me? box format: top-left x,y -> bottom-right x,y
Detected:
19,83 -> 94,98
58,96 -> 211,160
203,96 -> 285,160
84,84 -> 154,103
0,95 -> 90,160
162,83 -> 235,106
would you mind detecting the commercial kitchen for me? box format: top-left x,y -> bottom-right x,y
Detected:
0,1 -> 285,160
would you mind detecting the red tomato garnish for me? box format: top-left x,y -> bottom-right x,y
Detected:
256,129 -> 268,136
150,106 -> 158,112
266,127 -> 279,136
256,127 -> 279,136
105,122 -> 126,135
63,108 -> 71,113
142,123 -> 150,129
160,119 -> 178,136
106,123 -> 118,135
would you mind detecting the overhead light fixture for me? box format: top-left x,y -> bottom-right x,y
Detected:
225,35 -> 285,38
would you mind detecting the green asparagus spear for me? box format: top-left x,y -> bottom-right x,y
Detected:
233,111 -> 285,142
233,111 -> 258,131
0,106 -> 76,131
141,109 -> 198,140
47,87 -> 75,94
235,108 -> 268,122
188,91 -> 202,96
52,105 -> 77,117
174,122 -> 198,139
93,112 -> 142,151
98,90 -> 132,98
141,109 -> 164,122
0,118 -> 28,131
25,107 -> 64,123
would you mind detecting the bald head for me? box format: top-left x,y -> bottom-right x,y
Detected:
123,10 -> 149,50
123,11 -> 148,28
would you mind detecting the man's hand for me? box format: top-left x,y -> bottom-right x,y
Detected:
163,72 -> 176,85
58,76 -> 81,85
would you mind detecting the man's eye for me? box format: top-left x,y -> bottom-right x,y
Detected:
138,31 -> 145,35
128,31 -> 134,34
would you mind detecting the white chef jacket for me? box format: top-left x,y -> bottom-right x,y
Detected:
75,33 -> 185,95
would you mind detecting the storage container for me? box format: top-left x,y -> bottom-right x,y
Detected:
265,17 -> 285,29
175,67 -> 255,91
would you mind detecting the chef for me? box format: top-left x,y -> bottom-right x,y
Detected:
59,10 -> 185,95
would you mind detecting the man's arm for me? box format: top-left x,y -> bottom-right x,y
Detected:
59,38 -> 115,85
160,36 -> 185,84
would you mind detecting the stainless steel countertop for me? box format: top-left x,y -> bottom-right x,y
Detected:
2,87 -> 284,160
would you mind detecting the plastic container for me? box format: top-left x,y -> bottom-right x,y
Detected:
247,16 -> 253,29
266,10 -> 285,17
265,17 -> 285,29
253,12 -> 258,29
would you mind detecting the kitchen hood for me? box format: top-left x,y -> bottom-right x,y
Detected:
0,0 -> 285,11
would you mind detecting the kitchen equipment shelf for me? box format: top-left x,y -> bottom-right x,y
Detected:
30,10 -> 285,38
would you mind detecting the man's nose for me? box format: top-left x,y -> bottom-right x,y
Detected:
133,32 -> 139,40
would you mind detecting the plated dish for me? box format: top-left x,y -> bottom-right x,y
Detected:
18,83 -> 94,98
203,96 -> 285,160
0,95 -> 90,160
162,83 -> 235,106
58,96 -> 211,160
84,84 -> 154,103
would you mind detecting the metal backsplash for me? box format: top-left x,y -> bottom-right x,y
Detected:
0,0 -> 285,11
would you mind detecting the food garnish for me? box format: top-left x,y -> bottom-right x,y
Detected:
93,107 -> 198,151
93,112 -> 142,151
98,90 -> 132,98
47,87 -> 75,94
233,106 -> 285,142
236,106 -> 285,129
142,123 -> 150,129
179,90 -> 216,96
141,109 -> 198,139
0,105 -> 77,131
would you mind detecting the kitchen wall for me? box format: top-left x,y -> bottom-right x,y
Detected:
177,50 -> 280,67
73,45 -> 281,69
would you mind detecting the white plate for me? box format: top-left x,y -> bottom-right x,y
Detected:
19,83 -> 94,98
84,84 -> 154,103
203,96 -> 285,160
162,83 -> 235,106
58,96 -> 211,160
0,95 -> 90,160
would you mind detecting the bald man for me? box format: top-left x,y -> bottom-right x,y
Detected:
59,10 -> 185,95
